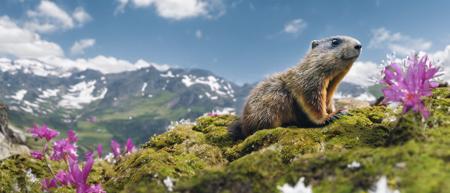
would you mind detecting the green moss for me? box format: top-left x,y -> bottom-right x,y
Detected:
225,128 -> 325,162
2,88 -> 450,193
0,155 -> 46,193
225,106 -> 394,162
104,148 -> 209,192
142,125 -> 205,149
178,150 -> 287,193
194,115 -> 237,133
204,126 -> 234,147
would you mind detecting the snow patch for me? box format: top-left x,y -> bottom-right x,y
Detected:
0,58 -> 72,77
58,80 -> 107,109
39,89 -> 59,98
141,82 -> 148,95
160,71 -> 175,78
0,57 -> 171,77
181,75 -> 234,97
11,89 -> 27,101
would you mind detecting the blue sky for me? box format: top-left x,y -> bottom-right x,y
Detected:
1,0 -> 450,84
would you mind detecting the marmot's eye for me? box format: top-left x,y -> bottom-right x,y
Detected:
331,38 -> 341,47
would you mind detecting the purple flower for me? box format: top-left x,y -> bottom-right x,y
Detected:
86,184 -> 106,193
125,138 -> 135,153
207,112 -> 218,117
41,178 -> 57,190
67,129 -> 78,143
31,151 -> 44,160
382,54 -> 439,118
28,124 -> 59,141
68,152 -> 95,193
111,140 -> 121,158
51,139 -> 78,161
55,170 -> 70,186
97,144 -> 103,159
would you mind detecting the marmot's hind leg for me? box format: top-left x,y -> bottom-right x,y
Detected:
240,87 -> 295,137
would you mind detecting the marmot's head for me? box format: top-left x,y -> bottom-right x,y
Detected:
309,36 -> 362,70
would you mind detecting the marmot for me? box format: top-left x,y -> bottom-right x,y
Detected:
229,35 -> 362,140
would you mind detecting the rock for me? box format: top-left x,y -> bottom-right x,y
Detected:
335,98 -> 371,110
0,103 -> 29,160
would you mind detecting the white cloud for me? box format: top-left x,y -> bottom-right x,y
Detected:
133,0 -> 153,7
283,19 -> 307,36
70,39 -> 96,55
342,43 -> 450,87
24,1 -> 91,33
29,0 -> 74,28
117,0 -> 225,20
195,29 -> 203,39
115,0 -> 130,14
0,17 -> 171,75
72,7 -> 92,24
0,16 -> 64,58
431,45 -> 450,82
369,28 -> 432,56
150,0 -> 208,20
343,61 -> 382,87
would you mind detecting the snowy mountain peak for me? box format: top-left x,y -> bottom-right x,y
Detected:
0,57 -> 171,78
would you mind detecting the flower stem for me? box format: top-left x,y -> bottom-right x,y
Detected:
43,142 -> 55,176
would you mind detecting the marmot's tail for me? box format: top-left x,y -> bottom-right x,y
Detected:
228,120 -> 245,141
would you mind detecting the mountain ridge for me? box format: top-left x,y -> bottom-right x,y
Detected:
0,58 -> 375,148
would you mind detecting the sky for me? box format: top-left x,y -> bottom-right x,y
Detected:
0,0 -> 450,85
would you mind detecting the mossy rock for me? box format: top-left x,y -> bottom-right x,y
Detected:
193,115 -> 237,133
142,125 -> 206,149
1,88 -> 450,193
0,155 -> 45,193
104,148 -> 210,192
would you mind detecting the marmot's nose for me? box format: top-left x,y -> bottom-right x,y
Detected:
354,44 -> 362,50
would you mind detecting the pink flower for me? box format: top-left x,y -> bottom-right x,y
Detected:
86,184 -> 106,193
207,112 -> 218,117
51,139 -> 78,161
31,151 -> 44,160
41,178 -> 57,190
68,152 -> 96,193
55,170 -> 70,186
125,138 -> 135,153
28,124 -> 59,141
67,130 -> 78,143
382,54 -> 439,118
97,144 -> 103,159
111,140 -> 121,158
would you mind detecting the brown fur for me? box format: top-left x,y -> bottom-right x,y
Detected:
229,36 -> 362,140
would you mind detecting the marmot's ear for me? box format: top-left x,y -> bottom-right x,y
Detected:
311,40 -> 319,49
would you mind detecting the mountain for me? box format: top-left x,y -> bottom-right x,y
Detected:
0,58 -> 254,149
0,58 -> 374,149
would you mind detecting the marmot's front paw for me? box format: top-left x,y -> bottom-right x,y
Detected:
324,110 -> 350,125
336,109 -> 351,116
